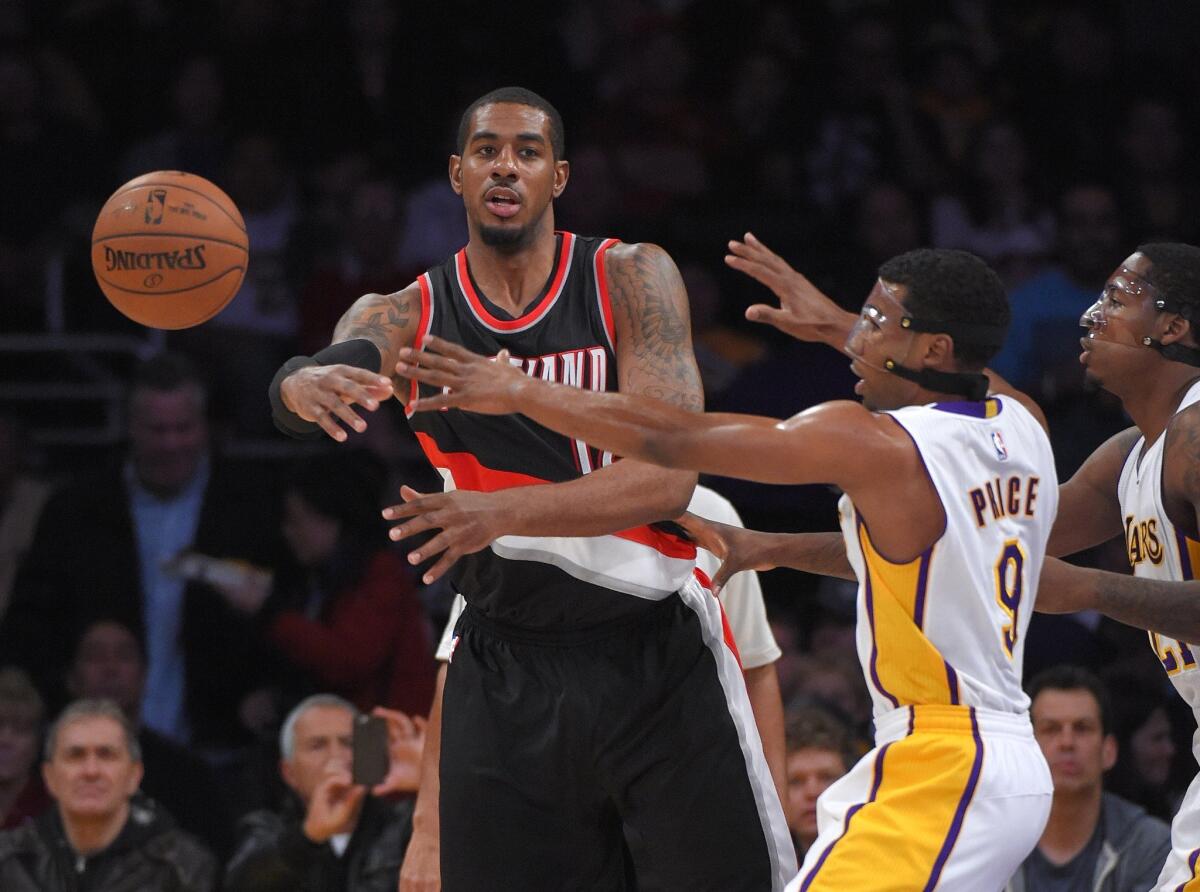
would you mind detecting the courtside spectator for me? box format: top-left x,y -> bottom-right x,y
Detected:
1007,666 -> 1170,891
784,706 -> 855,859
225,694 -> 420,892
0,698 -> 215,891
0,668 -> 48,829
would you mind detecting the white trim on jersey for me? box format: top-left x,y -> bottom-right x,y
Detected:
489,532 -> 694,601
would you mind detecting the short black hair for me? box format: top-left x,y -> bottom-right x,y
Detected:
457,86 -> 565,160
1138,242 -> 1200,330
1027,664 -> 1112,735
877,248 -> 1009,368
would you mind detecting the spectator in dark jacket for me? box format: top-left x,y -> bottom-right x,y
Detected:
225,694 -> 420,892
1007,666 -> 1170,892
0,353 -> 287,751
0,698 -> 215,891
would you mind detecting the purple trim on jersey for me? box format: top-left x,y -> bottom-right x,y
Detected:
1173,848 -> 1200,892
1177,529 -> 1196,581
906,707 -> 915,736
858,518 -> 900,710
930,398 -> 1003,418
800,741 -> 893,891
923,708 -> 984,891
913,547 -> 934,629
883,415 -> 948,545
944,662 -> 960,705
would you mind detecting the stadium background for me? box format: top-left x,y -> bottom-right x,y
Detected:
0,0 -> 1198,847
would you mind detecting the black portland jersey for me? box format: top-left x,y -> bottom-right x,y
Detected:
406,232 -> 695,629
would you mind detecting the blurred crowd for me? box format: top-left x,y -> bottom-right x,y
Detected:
1,0 -> 1199,887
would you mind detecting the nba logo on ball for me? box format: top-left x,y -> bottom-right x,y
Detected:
91,171 -> 249,330
992,430 -> 1009,461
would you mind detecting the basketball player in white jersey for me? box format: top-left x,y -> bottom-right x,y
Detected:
678,235 -> 1200,891
392,248 -> 1060,890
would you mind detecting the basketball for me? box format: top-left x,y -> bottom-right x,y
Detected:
90,170 -> 249,330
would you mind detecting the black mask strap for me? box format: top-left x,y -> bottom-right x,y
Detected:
883,359 -> 991,401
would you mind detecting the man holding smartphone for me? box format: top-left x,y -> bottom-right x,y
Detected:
225,695 -> 424,892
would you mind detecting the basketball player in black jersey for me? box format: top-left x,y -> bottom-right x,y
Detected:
270,88 -> 795,892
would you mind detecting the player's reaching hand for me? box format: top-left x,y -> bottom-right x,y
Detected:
280,365 -> 394,442
677,512 -> 781,593
396,337 -> 526,415
725,232 -> 857,349
383,485 -> 510,584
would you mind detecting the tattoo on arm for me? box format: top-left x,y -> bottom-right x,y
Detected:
608,245 -> 704,411
333,291 -> 415,357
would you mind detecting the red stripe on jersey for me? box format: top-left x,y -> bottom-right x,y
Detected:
594,238 -> 619,351
613,524 -> 697,560
408,274 -> 433,409
415,431 -> 548,491
414,431 -> 697,561
694,568 -> 743,667
456,232 -> 574,331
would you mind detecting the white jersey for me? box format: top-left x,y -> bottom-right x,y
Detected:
839,396 -> 1058,719
436,486 -> 782,668
1118,379 -> 1200,710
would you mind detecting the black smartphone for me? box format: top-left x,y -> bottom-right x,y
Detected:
352,714 -> 389,787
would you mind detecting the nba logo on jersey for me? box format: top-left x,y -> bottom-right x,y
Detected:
448,635 -> 460,663
992,430 -> 1009,461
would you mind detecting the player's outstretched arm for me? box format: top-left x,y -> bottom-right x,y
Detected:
400,336 -> 903,490
677,514 -> 853,590
725,232 -> 857,350
272,283 -> 423,441
1047,426 -> 1140,557
1039,557 -> 1200,643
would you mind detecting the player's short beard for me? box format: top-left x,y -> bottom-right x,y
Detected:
479,205 -> 547,253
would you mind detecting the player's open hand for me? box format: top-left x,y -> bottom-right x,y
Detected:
725,232 -> 854,348
383,486 -> 505,584
280,364 -> 393,442
677,511 -> 780,592
396,336 -> 526,415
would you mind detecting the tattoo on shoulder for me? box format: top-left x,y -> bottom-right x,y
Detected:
607,244 -> 703,411
1170,405 -> 1200,506
333,290 -> 415,353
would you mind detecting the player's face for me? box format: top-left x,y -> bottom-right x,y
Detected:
844,279 -> 922,411
1079,252 -> 1165,390
280,705 -> 354,804
450,103 -> 569,253
1031,689 -> 1115,796
43,716 -> 142,821
786,747 -> 847,845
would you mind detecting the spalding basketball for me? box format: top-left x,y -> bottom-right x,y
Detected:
91,171 -> 248,329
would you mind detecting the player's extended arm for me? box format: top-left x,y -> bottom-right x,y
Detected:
383,243 -> 704,583
1047,426 -> 1140,557
400,339 -> 900,491
677,513 -> 853,589
1038,557 -> 1200,642
724,233 -> 857,350
273,283 -> 423,441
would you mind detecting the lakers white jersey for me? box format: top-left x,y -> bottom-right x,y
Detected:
839,396 -> 1058,719
1118,380 -> 1200,712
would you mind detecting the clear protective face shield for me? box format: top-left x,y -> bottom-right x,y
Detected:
1080,266 -> 1200,366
